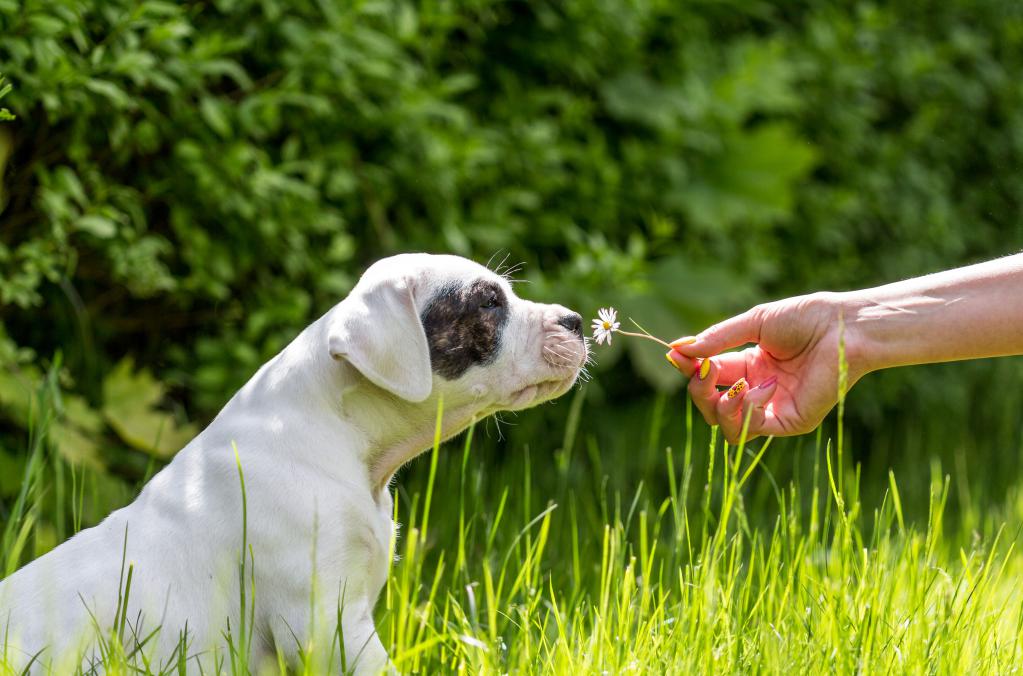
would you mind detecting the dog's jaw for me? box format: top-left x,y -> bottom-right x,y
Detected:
505,374 -> 579,410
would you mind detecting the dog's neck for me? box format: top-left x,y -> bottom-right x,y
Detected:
338,383 -> 488,493
241,316 -> 488,495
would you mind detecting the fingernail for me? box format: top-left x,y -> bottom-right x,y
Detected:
757,375 -> 778,390
726,378 -> 748,399
699,358 -> 711,380
665,351 -> 685,373
670,336 -> 697,348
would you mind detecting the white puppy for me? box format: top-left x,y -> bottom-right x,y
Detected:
0,253 -> 587,673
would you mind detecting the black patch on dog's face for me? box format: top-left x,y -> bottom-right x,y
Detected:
421,279 -> 509,379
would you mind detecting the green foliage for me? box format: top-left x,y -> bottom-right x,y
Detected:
1,0 -> 1023,560
0,74 -> 12,122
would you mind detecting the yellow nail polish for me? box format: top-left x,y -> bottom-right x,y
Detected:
671,337 -> 697,348
727,378 -> 747,399
665,352 -> 683,372
699,358 -> 711,380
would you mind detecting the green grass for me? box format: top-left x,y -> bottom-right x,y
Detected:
4,381 -> 1023,674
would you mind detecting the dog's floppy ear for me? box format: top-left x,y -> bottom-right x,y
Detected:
327,274 -> 433,402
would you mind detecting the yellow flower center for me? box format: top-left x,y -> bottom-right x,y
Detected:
602,321 -> 611,330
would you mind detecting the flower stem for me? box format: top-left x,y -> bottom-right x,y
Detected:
615,329 -> 673,349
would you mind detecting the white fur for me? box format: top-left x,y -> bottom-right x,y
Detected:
0,253 -> 586,673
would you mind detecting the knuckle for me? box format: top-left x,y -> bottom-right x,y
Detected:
748,303 -> 769,322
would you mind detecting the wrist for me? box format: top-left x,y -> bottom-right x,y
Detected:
829,290 -> 880,381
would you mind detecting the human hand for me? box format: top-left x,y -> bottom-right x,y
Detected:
666,292 -> 865,443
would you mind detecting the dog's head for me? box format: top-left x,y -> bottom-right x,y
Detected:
328,253 -> 586,414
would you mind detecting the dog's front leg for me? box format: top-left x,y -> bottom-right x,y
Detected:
333,596 -> 391,676
271,591 -> 389,675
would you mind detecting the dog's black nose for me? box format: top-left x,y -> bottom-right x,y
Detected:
558,312 -> 583,337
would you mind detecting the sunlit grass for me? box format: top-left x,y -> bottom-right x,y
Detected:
3,379 -> 1023,673
380,401 -> 1023,674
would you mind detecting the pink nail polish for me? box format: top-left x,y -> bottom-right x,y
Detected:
758,376 -> 778,389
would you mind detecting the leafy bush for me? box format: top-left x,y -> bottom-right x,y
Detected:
1,0 -> 1022,544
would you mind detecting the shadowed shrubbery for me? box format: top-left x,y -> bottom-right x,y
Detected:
1,0 -> 1023,558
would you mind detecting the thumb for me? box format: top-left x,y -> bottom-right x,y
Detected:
670,308 -> 761,357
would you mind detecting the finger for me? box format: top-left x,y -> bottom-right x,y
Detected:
668,341 -> 751,383
670,308 -> 760,358
665,349 -> 698,378
715,378 -> 750,444
687,357 -> 721,425
737,376 -> 779,439
708,350 -> 749,384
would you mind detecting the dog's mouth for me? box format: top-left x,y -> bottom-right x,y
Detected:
505,372 -> 580,411
498,320 -> 587,411
541,334 -> 587,370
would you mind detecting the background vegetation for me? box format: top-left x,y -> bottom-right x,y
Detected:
2,1 -> 1023,668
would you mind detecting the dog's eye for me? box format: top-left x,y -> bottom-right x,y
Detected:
480,293 -> 500,310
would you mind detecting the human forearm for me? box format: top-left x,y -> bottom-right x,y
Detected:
843,254 -> 1023,374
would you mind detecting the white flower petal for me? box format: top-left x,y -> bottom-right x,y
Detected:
591,307 -> 619,346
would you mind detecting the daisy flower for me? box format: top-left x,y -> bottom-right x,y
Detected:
591,307 -> 620,345
589,306 -> 673,349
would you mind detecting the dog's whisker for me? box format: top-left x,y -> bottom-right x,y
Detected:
487,250 -> 511,276
503,261 -> 525,277
547,345 -> 577,359
487,412 -> 506,441
543,344 -> 580,367
499,261 -> 527,284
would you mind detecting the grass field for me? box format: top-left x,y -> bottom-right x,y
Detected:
377,397 -> 1023,674
3,381 -> 1023,674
